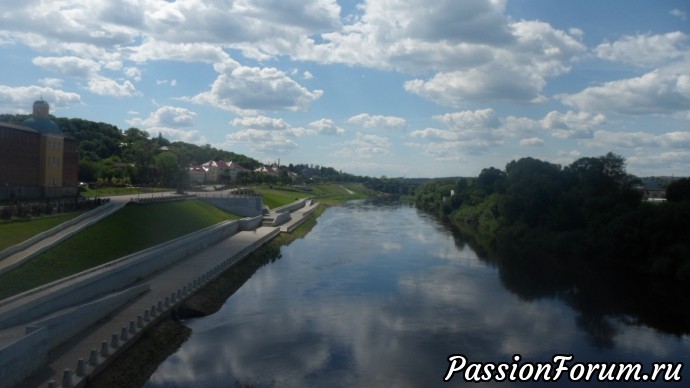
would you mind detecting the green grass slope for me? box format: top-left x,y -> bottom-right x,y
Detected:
0,213 -> 83,251
0,200 -> 238,300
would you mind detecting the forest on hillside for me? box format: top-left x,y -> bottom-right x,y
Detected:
413,153 -> 690,283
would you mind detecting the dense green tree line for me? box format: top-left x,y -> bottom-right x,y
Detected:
413,153 -> 690,282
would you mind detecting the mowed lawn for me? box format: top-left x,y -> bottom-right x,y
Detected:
0,212 -> 84,251
255,183 -> 374,208
0,200 -> 238,300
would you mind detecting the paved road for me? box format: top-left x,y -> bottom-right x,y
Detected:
1,198 -> 319,388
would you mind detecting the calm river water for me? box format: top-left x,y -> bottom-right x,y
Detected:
144,199 -> 689,387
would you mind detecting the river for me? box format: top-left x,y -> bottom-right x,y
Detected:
144,199 -> 689,387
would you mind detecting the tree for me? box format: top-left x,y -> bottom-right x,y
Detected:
154,152 -> 180,187
666,177 -> 690,202
477,167 -> 506,194
503,157 -> 564,226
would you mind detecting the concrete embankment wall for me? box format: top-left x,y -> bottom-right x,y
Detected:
47,226 -> 280,388
0,220 -> 240,330
0,214 -> 268,388
266,198 -> 310,226
0,285 -> 150,388
0,325 -> 49,388
282,200 -> 318,233
272,198 -> 307,214
199,196 -> 263,217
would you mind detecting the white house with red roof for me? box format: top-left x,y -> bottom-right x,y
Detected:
188,160 -> 249,184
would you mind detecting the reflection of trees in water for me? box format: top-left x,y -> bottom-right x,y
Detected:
445,222 -> 690,346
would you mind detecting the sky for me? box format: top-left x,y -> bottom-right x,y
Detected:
1,0 -> 689,178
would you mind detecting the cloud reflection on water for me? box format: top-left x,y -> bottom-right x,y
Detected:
146,203 -> 689,388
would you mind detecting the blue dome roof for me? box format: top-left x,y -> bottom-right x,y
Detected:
22,117 -> 62,134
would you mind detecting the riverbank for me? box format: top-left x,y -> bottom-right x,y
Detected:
86,206 -> 326,388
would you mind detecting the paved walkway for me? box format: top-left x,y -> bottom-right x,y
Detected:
1,199 -> 319,388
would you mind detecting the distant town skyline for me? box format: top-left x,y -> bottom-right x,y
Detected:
1,0 -> 689,178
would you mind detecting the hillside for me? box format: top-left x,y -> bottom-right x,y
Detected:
0,200 -> 238,299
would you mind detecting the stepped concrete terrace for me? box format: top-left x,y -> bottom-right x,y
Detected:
0,195 -> 319,388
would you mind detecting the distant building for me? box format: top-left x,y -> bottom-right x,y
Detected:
0,100 -> 79,199
254,165 -> 280,175
188,160 -> 249,184
636,181 -> 667,203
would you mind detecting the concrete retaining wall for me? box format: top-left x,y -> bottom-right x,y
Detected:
51,226 -> 281,388
0,327 -> 49,388
272,198 -> 307,213
200,196 -> 263,217
282,201 -> 319,233
0,284 -> 149,388
25,283 -> 151,349
271,211 -> 292,226
0,220 -> 239,330
238,215 -> 263,231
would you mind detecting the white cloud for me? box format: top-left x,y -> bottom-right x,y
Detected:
346,113 -> 407,129
190,63 -> 324,115
128,106 -> 197,128
149,126 -> 208,144
126,106 -> 206,144
408,109 -> 506,159
231,115 -> 290,131
87,76 -> 140,97
520,137 -> 544,147
670,9 -> 687,21
335,132 -> 391,159
560,70 -> 690,115
32,56 -> 101,78
595,32 -> 688,68
586,130 -> 690,149
411,109 -> 502,142
123,66 -> 142,81
128,39 -> 234,64
224,128 -> 299,154
308,118 -> 346,135
229,115 -> 344,137
39,78 -> 64,88
156,79 -> 177,86
660,131 -> 690,147
627,150 -> 690,176
402,20 -> 585,106
435,108 -> 501,130
0,85 -> 81,112
31,55 -> 141,97
541,110 -> 605,139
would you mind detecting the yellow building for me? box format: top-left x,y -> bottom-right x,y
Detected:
0,100 -> 78,199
